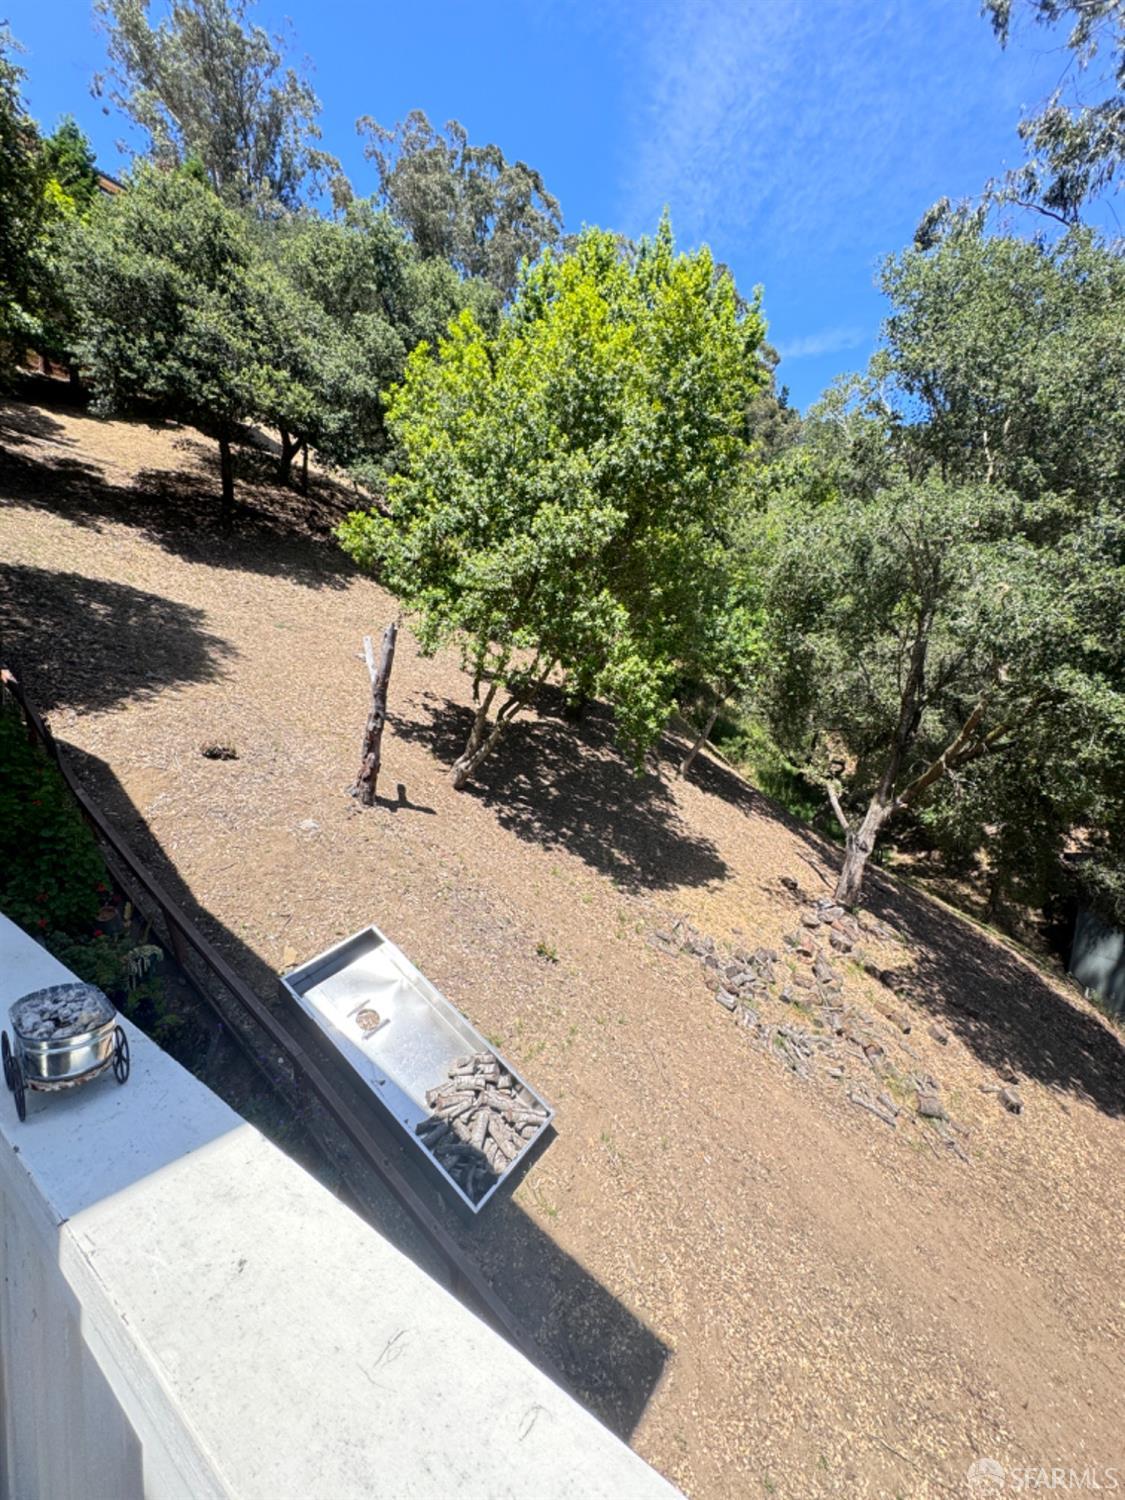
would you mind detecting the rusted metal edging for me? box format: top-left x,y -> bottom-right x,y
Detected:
1,668 -> 556,1377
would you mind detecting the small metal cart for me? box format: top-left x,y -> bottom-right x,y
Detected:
3,983 -> 130,1122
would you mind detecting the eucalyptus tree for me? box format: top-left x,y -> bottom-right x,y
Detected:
982,0 -> 1123,224
761,229 -> 1125,910
94,0 -> 344,211
917,0 -> 1123,245
338,221 -> 766,788
359,110 -> 563,299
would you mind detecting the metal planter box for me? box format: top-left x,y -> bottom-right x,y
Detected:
280,925 -> 553,1212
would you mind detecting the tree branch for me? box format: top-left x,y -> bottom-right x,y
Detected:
892,686 -> 1042,814
894,692 -> 990,812
826,780 -> 852,836
1010,196 -> 1074,229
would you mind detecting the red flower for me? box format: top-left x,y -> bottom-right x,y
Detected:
93,929 -> 104,938
37,918 -> 47,929
36,891 -> 47,902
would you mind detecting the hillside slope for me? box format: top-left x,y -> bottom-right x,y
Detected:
2,394 -> 1122,1499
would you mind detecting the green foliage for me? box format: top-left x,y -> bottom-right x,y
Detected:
747,343 -> 801,462
40,116 -> 100,215
70,163 -> 254,415
47,930 -> 176,1035
917,0 -> 1122,240
68,164 -> 306,517
338,220 -> 767,783
94,0 -> 343,211
760,228 -> 1125,914
0,699 -> 107,935
0,696 -> 174,1030
982,0 -> 1122,223
19,117 -> 104,363
262,200 -> 493,477
360,109 -> 563,299
0,27 -> 48,367
711,713 -> 824,826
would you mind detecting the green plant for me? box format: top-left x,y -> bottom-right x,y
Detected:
47,928 -> 177,1037
712,711 -> 825,825
0,702 -> 106,934
338,219 -> 766,788
535,940 -> 559,963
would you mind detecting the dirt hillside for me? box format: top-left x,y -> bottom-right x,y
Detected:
2,394 -> 1122,1499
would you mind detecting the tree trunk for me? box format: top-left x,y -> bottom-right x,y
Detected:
449,657 -> 556,789
451,691 -> 497,790
217,428 -> 235,532
279,427 -> 299,485
451,729 -> 504,789
300,440 -> 309,496
679,696 -> 723,777
834,798 -> 890,907
352,623 -> 398,806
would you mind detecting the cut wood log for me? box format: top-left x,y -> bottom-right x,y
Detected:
415,1051 -> 547,1202
352,621 -> 398,806
849,1089 -> 898,1127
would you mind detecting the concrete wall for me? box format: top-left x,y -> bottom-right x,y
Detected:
0,914 -> 678,1500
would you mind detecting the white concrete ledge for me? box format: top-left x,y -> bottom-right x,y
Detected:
0,913 -> 678,1499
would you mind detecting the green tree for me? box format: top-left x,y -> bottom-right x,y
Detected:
918,0 -> 1122,244
338,222 -> 766,789
359,110 -> 563,299
264,200 -> 494,484
983,0 -> 1122,224
69,164 -> 285,526
40,116 -> 101,215
94,0 -> 344,211
0,27 -> 47,373
761,230 -> 1125,911
747,343 -> 801,461
28,117 -> 104,369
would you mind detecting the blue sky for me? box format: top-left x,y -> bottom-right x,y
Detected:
6,0 -> 1081,407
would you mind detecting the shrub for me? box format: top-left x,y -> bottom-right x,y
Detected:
0,699 -> 106,934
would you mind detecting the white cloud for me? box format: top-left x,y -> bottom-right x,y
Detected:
614,0 -> 991,257
775,325 -> 868,360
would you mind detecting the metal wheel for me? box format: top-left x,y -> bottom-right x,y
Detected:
1,1030 -> 11,1091
112,1026 -> 130,1084
11,1055 -> 25,1122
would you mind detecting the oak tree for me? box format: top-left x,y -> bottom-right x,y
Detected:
761,230 -> 1125,910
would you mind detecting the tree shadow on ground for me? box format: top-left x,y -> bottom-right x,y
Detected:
58,738 -> 672,1438
0,397 -> 70,448
667,726 -> 1123,1116
394,688 -> 731,893
0,562 -> 236,714
848,867 -> 1125,1117
0,396 -> 361,591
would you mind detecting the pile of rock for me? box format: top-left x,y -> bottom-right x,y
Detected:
11,984 -> 114,1041
416,1052 -> 548,1204
656,880 -> 1008,1158
663,919 -> 780,1015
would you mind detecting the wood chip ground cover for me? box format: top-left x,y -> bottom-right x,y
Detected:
2,396 -> 1123,1499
